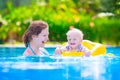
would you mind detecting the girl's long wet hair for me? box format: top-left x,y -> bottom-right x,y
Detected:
22,20 -> 48,47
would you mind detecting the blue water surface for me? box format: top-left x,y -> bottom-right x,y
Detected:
0,46 -> 120,80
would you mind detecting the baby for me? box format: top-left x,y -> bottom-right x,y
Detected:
54,28 -> 91,57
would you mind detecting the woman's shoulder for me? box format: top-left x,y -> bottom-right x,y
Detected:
23,48 -> 33,56
39,48 -> 49,55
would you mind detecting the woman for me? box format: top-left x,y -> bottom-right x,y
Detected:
22,20 -> 49,56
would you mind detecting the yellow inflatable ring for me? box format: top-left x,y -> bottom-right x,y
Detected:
62,40 -> 108,57
62,51 -> 84,56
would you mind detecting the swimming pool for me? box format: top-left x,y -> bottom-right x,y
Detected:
0,46 -> 120,80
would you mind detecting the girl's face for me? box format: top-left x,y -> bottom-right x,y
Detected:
33,28 -> 49,47
67,32 -> 82,49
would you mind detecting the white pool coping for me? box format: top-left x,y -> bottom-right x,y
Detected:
0,43 -> 116,48
0,44 -> 61,48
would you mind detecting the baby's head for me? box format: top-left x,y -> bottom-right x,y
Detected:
66,28 -> 84,48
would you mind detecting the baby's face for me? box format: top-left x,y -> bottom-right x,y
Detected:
67,32 -> 82,49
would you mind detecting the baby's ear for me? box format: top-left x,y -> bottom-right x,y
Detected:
80,38 -> 83,42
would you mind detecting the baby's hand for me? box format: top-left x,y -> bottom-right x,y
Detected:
83,47 -> 91,57
54,47 -> 62,56
84,51 -> 91,57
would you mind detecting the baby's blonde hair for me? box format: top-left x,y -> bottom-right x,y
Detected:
66,28 -> 84,40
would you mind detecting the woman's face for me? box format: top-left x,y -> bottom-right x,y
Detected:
67,32 -> 82,49
33,28 -> 49,47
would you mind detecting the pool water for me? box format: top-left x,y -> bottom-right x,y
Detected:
0,46 -> 120,80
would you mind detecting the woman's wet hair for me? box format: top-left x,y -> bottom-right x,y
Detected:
22,20 -> 48,47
